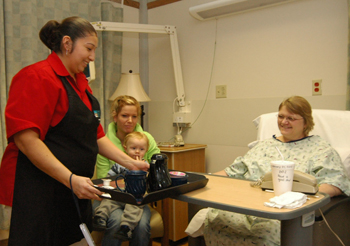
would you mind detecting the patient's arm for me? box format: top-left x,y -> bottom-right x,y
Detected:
213,170 -> 229,176
319,183 -> 342,197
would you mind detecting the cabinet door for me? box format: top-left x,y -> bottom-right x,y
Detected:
166,149 -> 206,173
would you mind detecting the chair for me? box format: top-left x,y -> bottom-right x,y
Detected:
252,109 -> 350,246
91,203 -> 165,246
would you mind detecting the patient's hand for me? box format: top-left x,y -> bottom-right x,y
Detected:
319,183 -> 342,197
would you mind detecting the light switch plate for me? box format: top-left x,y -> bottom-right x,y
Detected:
216,85 -> 227,98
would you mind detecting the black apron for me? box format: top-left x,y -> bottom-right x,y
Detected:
9,77 -> 100,246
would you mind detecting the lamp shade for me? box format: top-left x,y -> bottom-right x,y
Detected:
109,72 -> 151,102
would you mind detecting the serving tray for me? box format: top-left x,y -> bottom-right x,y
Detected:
92,171 -> 208,206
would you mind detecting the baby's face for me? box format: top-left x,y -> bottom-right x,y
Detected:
125,138 -> 148,160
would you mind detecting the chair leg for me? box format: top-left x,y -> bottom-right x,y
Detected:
148,238 -> 153,246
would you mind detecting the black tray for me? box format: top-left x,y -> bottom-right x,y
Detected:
92,171 -> 208,205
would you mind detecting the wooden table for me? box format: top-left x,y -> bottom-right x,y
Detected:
173,174 -> 330,246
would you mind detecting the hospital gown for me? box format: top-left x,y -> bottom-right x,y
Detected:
204,135 -> 350,246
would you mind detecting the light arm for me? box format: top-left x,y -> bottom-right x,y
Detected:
91,21 -> 186,107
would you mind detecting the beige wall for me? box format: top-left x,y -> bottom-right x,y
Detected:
121,0 -> 348,173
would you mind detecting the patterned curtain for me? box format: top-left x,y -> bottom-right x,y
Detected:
91,1 -> 123,130
347,0 -> 350,109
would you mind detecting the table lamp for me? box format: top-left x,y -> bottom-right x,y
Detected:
109,70 -> 151,128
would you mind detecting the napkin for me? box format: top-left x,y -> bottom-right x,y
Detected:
264,191 -> 307,209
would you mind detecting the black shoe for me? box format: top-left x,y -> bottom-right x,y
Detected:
114,225 -> 133,241
92,216 -> 107,231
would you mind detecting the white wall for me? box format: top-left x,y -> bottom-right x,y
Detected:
121,0 -> 348,173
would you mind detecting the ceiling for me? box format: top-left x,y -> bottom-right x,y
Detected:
110,0 -> 181,9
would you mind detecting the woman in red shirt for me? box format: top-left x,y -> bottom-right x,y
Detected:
0,16 -> 149,246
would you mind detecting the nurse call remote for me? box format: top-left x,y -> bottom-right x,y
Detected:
80,223 -> 96,246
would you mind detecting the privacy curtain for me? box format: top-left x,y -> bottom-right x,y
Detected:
92,1 -> 123,130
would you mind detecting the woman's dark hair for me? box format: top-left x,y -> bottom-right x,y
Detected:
39,16 -> 97,54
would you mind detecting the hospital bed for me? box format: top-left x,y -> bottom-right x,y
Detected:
188,109 -> 350,246
252,109 -> 350,246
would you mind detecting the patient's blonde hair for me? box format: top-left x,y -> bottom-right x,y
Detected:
279,96 -> 314,136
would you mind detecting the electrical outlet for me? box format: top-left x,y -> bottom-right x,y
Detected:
216,85 -> 227,98
312,79 -> 322,96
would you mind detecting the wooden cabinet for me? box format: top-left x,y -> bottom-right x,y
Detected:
157,144 -> 206,242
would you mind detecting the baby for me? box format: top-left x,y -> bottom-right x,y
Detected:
93,131 -> 149,241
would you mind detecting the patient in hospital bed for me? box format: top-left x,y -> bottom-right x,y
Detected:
202,96 -> 350,246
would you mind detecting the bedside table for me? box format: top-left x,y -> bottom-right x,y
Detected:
158,144 -> 206,242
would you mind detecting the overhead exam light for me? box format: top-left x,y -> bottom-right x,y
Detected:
92,21 -> 189,122
109,70 -> 151,128
92,21 -> 190,144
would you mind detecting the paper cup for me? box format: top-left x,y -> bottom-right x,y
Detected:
270,161 -> 295,196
